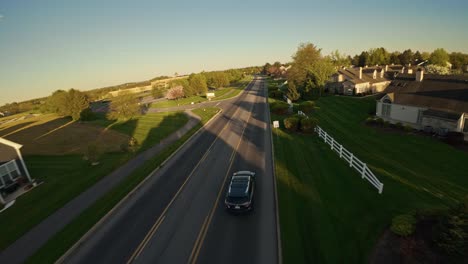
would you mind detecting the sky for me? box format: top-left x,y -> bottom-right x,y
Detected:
1,0 -> 467,105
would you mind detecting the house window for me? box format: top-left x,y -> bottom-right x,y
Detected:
382,103 -> 391,117
464,118 -> 468,133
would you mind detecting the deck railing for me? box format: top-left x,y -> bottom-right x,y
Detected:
315,126 -> 384,194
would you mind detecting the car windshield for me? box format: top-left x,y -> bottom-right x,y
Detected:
226,194 -> 249,204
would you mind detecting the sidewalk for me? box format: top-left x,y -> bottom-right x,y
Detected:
0,111 -> 201,264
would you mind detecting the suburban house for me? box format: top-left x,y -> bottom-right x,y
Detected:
328,66 -> 392,95
0,137 -> 33,204
376,69 -> 468,140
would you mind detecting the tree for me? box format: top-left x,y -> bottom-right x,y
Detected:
107,92 -> 141,120
286,83 -> 300,101
429,48 -> 449,66
425,64 -> 451,75
328,50 -> 350,67
368,47 -> 390,65
188,73 -> 208,95
421,51 -> 431,61
262,63 -> 272,75
66,89 -> 89,120
449,52 -> 468,69
152,84 -> 165,99
166,86 -> 185,100
208,72 -> 230,89
287,43 -> 322,89
358,51 -> 370,67
389,51 -> 401,65
398,49 -> 414,65
413,51 -> 424,63
169,78 -> 193,97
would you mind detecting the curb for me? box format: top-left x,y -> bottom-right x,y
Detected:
56,108 -> 222,264
264,78 -> 283,264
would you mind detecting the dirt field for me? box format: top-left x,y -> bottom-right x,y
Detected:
0,114 -> 129,155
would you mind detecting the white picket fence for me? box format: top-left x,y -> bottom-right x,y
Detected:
315,126 -> 384,194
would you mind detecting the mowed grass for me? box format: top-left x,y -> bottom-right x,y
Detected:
150,76 -> 252,108
26,107 -> 220,263
273,96 -> 468,263
0,112 -> 189,251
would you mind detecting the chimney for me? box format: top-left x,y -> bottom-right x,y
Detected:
416,69 -> 424,82
372,69 -> 377,79
385,65 -> 389,71
380,69 -> 385,78
358,67 -> 362,79
401,67 -> 405,73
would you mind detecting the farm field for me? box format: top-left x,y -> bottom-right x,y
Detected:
272,95 -> 468,263
0,111 -> 189,251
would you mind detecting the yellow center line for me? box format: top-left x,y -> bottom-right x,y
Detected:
188,97 -> 255,264
126,90 -> 249,263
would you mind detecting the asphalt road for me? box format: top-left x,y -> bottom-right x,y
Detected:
63,76 -> 278,264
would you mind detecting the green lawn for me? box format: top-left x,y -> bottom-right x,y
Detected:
273,96 -> 468,263
150,76 -> 252,108
26,107 -> 220,263
0,112 -> 189,251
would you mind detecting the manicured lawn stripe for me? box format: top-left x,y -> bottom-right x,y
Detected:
272,91 -> 468,263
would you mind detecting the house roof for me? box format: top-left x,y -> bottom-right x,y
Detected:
381,74 -> 468,114
0,137 -> 22,150
335,67 -> 389,85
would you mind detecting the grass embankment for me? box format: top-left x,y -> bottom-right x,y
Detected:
0,112 -> 188,251
26,107 -> 220,263
272,95 -> 468,263
150,76 -> 252,108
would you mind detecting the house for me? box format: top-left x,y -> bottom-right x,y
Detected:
0,137 -> 33,204
328,66 -> 392,95
376,69 -> 468,140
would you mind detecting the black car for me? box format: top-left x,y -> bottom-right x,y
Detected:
224,171 -> 255,212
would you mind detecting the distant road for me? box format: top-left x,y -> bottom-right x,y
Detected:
62,77 -> 279,264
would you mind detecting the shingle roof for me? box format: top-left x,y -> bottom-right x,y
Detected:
382,74 -> 468,114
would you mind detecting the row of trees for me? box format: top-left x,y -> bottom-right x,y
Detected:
342,48 -> 467,69
153,68 -> 251,101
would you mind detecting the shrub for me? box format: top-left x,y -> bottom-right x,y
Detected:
300,117 -> 318,133
298,101 -> 315,114
403,124 -> 413,132
375,118 -> 384,126
384,121 -> 390,127
433,208 -> 467,256
269,90 -> 284,99
395,122 -> 404,130
391,214 -> 417,237
365,117 -> 376,125
284,117 -> 299,132
270,101 -> 290,115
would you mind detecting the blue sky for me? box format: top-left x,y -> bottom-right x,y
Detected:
1,0 -> 467,105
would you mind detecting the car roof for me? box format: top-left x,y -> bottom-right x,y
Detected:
228,176 -> 250,197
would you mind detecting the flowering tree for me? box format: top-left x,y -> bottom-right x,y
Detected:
166,86 -> 185,100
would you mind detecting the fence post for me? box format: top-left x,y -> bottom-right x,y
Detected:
361,164 -> 366,179
339,145 -> 343,158
331,137 -> 334,150
324,131 -> 328,143
349,153 -> 353,167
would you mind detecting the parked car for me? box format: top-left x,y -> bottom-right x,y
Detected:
224,171 -> 256,212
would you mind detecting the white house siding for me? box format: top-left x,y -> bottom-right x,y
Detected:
355,83 -> 370,94
389,103 -> 423,124
421,117 -> 457,131
376,102 -> 383,116
371,81 -> 391,93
